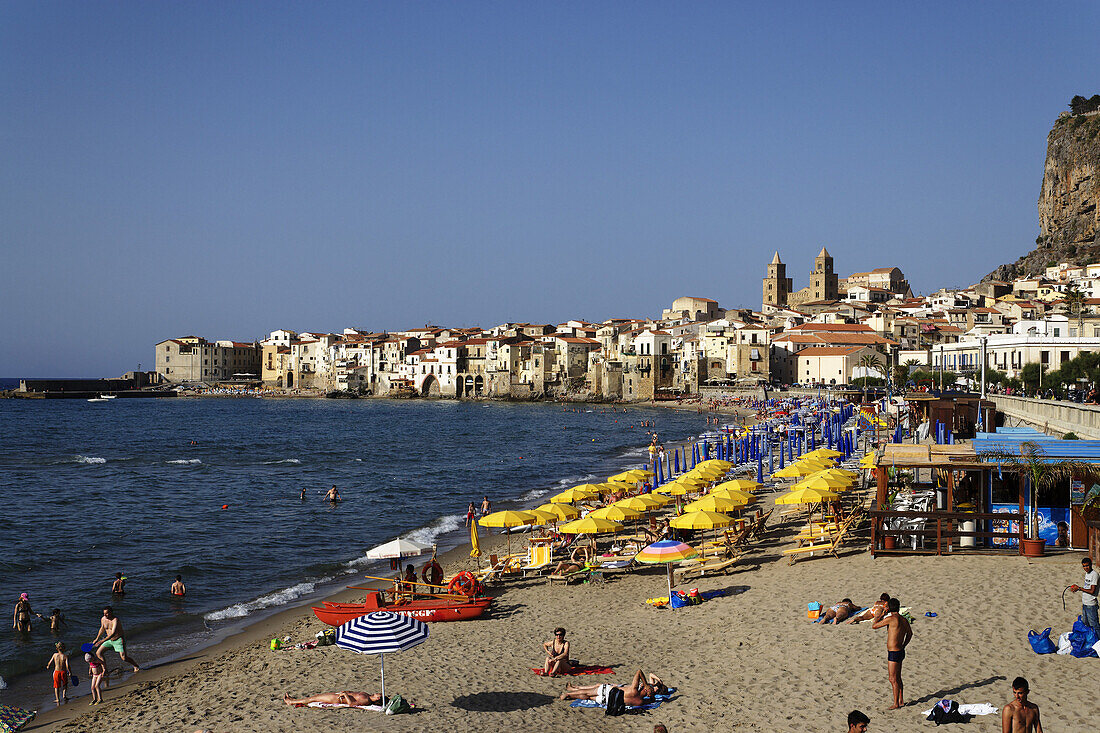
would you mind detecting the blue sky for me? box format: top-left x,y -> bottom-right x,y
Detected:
2,1 -> 1098,377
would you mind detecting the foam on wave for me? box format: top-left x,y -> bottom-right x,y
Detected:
203,581 -> 319,621
167,459 -> 202,465
74,455 -> 107,464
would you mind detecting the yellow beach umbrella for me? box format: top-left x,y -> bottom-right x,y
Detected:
588,505 -> 642,522
609,469 -> 651,483
571,483 -> 610,495
773,463 -> 814,478
793,474 -> 851,492
859,454 -> 876,469
690,465 -> 727,479
685,494 -> 746,513
536,503 -> 579,521
526,507 -> 561,525
479,509 -> 538,561
710,487 -> 757,504
615,494 -> 667,511
817,468 -> 859,479
550,487 -> 598,504
669,510 -> 733,530
805,448 -> 843,458
715,479 -> 762,492
479,510 -> 538,528
798,457 -> 836,470
558,516 -> 624,535
775,487 -> 839,505
698,459 -> 733,469
667,481 -> 707,496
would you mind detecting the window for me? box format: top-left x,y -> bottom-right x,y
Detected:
1061,351 -> 1071,364
1041,351 -> 1049,364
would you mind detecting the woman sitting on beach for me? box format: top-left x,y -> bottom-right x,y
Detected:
284,691 -> 384,707
542,627 -> 572,676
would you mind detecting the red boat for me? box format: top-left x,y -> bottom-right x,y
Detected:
311,590 -> 492,626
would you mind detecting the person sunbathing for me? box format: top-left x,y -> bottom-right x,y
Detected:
559,669 -> 660,707
816,598 -> 860,624
283,691 -> 384,707
552,546 -> 592,575
846,593 -> 891,625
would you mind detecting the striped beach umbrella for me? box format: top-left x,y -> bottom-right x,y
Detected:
335,612 -> 429,702
635,540 -> 699,601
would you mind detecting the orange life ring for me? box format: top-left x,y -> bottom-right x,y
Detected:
447,571 -> 478,597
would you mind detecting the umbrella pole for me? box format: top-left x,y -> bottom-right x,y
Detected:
666,564 -> 673,601
380,653 -> 386,703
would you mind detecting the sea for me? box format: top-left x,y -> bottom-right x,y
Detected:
0,395 -> 708,709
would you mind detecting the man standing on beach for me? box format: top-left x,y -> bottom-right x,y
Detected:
92,606 -> 141,673
871,597 -> 912,709
1068,556 -> 1098,633
1001,677 -> 1042,732
480,496 -> 491,517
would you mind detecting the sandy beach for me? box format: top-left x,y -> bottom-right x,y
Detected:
27,481 -> 1097,733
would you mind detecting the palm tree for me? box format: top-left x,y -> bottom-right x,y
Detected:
1063,283 -> 1085,337
977,441 -> 1100,539
856,353 -> 884,402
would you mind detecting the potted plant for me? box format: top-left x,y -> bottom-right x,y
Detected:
978,441 -> 1099,557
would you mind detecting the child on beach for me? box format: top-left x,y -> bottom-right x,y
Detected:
47,641 -> 71,706
86,650 -> 105,704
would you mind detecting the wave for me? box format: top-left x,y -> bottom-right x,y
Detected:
204,581 -> 320,621
74,455 -> 107,464
167,459 -> 202,465
263,458 -> 301,465
405,513 -> 464,547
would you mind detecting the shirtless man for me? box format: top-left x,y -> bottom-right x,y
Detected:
13,593 -> 43,632
480,496 -> 492,517
111,573 -> 126,595
846,593 -> 891,625
92,606 -> 141,673
323,486 -> 341,503
284,691 -> 384,707
542,627 -> 572,676
1001,677 -> 1042,733
816,598 -> 860,624
871,597 -> 912,709
560,669 -> 658,707
171,575 -> 186,596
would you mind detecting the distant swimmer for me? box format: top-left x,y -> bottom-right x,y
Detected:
324,486 -> 342,503
171,575 -> 186,596
111,573 -> 126,595
299,487 -> 307,501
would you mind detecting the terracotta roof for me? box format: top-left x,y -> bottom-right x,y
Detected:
791,323 -> 873,332
796,346 -> 867,357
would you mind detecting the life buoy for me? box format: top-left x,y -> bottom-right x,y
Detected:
447,571 -> 479,597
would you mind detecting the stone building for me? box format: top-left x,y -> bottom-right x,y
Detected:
762,252 -> 793,308
156,336 -> 261,384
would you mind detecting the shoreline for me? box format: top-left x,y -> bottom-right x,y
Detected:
31,480 -> 1100,731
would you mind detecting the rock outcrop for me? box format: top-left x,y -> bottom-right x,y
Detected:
985,108 -> 1100,281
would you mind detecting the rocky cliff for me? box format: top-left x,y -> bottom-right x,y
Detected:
985,109 -> 1100,282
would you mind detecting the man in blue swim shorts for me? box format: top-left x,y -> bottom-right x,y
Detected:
872,598 -> 912,709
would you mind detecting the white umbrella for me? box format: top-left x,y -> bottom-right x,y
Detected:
365,537 -> 434,560
335,611 -> 429,701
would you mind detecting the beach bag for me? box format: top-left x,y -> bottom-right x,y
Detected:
269,638 -> 282,650
1027,627 -> 1057,654
926,699 -> 971,725
70,674 -> 79,687
669,592 -> 687,610
1057,631 -> 1073,655
604,686 -> 626,716
1069,616 -> 1100,658
384,693 -> 411,715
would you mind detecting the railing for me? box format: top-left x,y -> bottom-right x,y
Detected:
869,510 -> 1026,556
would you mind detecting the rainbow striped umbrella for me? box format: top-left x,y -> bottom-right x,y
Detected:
635,540 -> 699,601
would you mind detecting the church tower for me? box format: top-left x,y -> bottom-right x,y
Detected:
762,251 -> 792,308
810,246 -> 839,301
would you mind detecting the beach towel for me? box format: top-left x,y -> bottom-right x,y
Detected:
570,687 -> 677,712
300,702 -> 385,711
920,702 -> 997,717
532,664 -> 614,676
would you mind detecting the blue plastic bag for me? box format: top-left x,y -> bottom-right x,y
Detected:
1027,627 -> 1057,654
669,592 -> 687,609
1069,616 -> 1099,658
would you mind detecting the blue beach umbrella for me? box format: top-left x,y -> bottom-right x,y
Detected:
336,611 -> 429,702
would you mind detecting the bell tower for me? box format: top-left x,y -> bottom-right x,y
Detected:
763,251 -> 792,308
810,246 -> 839,301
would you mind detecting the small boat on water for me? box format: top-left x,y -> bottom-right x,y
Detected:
102,394 -> 117,399
87,397 -> 109,403
312,590 -> 492,626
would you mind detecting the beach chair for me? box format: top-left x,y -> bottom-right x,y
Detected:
748,509 -> 772,540
782,510 -> 863,565
521,544 -> 554,577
